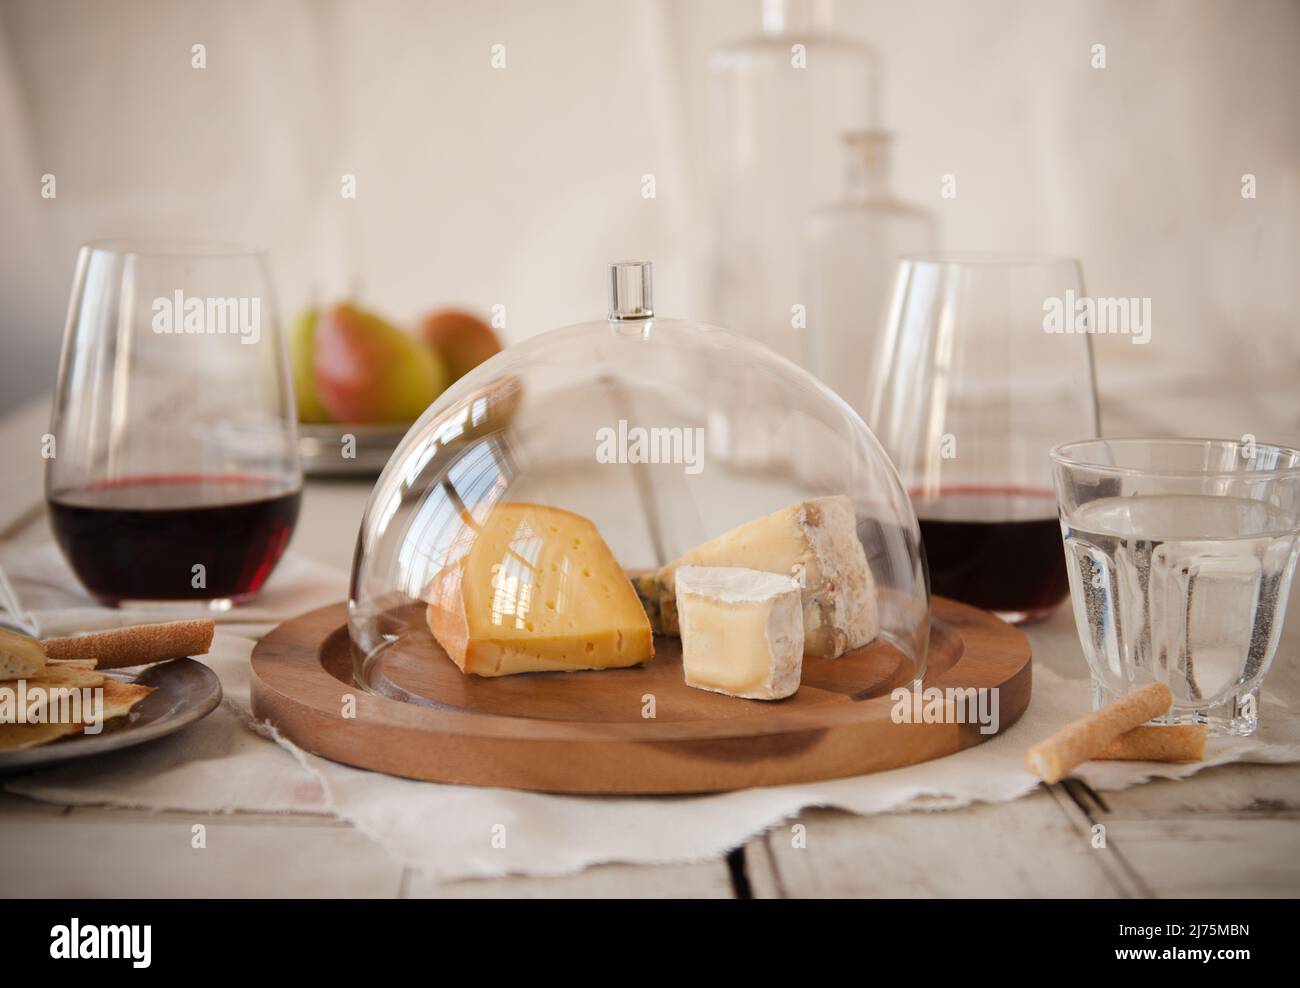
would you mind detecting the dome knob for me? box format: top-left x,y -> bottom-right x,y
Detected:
608,261 -> 653,321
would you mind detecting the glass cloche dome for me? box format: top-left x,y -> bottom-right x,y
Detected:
348,262 -> 929,704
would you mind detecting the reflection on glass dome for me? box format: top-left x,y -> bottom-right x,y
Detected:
349,262 -> 928,704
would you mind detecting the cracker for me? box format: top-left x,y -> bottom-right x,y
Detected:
0,667 -> 107,722
0,719 -> 85,751
0,676 -> 154,751
0,628 -> 47,680
47,658 -> 98,670
99,680 -> 156,719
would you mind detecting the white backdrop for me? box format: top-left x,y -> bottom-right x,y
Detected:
1,0 -> 1297,439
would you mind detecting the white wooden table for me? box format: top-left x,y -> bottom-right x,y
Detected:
1,395 -> 1298,898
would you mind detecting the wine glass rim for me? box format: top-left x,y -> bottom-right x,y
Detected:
899,252 -> 1081,269
1050,436 -> 1300,479
81,238 -> 267,259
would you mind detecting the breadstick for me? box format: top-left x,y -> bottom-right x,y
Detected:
1026,682 -> 1173,783
1093,724 -> 1207,763
41,619 -> 214,670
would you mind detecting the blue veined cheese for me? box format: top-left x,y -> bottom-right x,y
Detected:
675,566 -> 804,700
638,496 -> 878,658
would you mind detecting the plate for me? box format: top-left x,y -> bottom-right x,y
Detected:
298,423 -> 410,477
0,657 -> 223,773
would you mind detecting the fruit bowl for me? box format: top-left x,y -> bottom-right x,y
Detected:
290,304 -> 502,475
297,423 -> 410,477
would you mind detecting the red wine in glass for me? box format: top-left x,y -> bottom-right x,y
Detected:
48,475 -> 301,606
913,486 -> 1068,622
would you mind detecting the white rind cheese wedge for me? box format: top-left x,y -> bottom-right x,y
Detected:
0,628 -> 46,680
426,502 -> 654,677
675,566 -> 803,700
638,495 -> 878,659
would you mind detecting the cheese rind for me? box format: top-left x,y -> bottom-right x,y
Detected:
676,566 -> 803,700
638,496 -> 878,658
425,502 -> 654,677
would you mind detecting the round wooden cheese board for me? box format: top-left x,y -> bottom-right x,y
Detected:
250,595 -> 1030,794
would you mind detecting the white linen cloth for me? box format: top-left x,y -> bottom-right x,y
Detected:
0,541 -> 345,640
5,542 -> 1299,883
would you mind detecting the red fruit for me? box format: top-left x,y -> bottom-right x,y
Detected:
418,309 -> 502,382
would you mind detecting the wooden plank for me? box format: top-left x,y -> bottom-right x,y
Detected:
1090,763 -> 1300,819
0,806 -> 403,898
407,860 -> 738,899
1049,780 -> 1149,897
0,799 -> 739,899
1099,817 -> 1300,898
1058,766 -> 1300,900
740,834 -> 786,899
756,795 -> 1127,897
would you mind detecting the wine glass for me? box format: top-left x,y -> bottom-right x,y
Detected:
867,254 -> 1100,623
46,241 -> 301,609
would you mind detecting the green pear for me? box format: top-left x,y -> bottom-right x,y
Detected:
289,309 -> 332,424
314,303 -> 449,424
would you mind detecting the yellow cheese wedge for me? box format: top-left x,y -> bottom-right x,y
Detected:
426,502 -> 654,677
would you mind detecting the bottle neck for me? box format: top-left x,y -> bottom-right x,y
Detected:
844,132 -> 893,203
762,0 -> 834,36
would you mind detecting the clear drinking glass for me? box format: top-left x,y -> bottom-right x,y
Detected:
46,241 -> 302,608
867,255 -> 1100,623
1051,438 -> 1300,736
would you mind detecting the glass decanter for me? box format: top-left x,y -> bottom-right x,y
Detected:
707,0 -> 879,365
801,130 -> 938,413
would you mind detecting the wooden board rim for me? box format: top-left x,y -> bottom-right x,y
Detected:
250,596 -> 1031,793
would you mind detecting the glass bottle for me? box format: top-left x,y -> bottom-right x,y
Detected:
801,130 -> 937,414
707,0 -> 878,365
